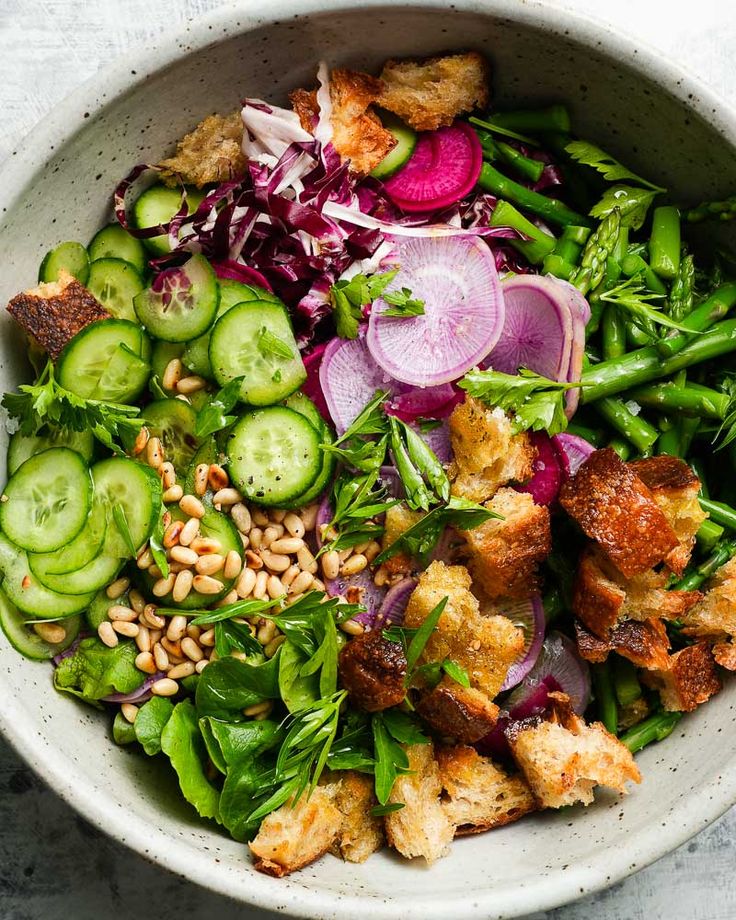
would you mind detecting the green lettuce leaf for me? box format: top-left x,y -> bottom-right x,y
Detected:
134,697 -> 175,756
160,700 -> 221,822
54,638 -> 144,705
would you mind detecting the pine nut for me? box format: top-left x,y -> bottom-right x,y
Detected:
143,605 -> 165,629
33,622 -> 66,644
281,564 -> 300,587
297,546 -> 318,574
270,537 -> 304,555
163,484 -> 184,504
262,525 -> 284,548
167,661 -> 196,680
179,494 -> 205,519
267,575 -> 285,599
132,426 -> 149,456
176,374 -> 207,395
152,574 -> 174,597
289,570 -> 314,595
149,629 -> 162,645
236,567 -> 257,598
300,504 -> 319,530
181,637 -> 204,662
264,635 -> 286,658
341,554 -> 368,576
98,622 -> 118,647
181,517 -> 202,547
153,643 -> 169,671
249,527 -> 263,550
161,637 -> 182,658
160,462 -> 176,490
166,614 -> 188,642
162,358 -> 183,391
106,577 -> 130,600
168,561 -> 188,575
121,702 -> 138,723
352,540 -> 370,555
135,651 -> 156,674
108,605 -> 138,622
261,550 -> 290,573
223,550 -> 242,580
374,566 -> 389,587
148,564 -> 162,579
270,509 -> 287,523
239,533 -> 250,550
231,503 -> 252,534
129,589 -> 145,614
171,570 -> 193,604
257,620 -> 276,645
196,553 -> 224,575
364,540 -> 381,563
253,570 -> 269,599
199,628 -> 216,647
169,545 -> 198,566
252,508 -> 269,527
321,550 -> 340,581
207,464 -> 229,491
163,521 -> 183,548
136,546 -> 154,569
245,549 -> 263,570
283,512 -> 305,538
215,589 -> 238,607
112,621 -> 139,638
151,678 -> 179,697
338,547 -> 353,563
195,659 -> 209,673
191,535 -> 220,554
186,624 -> 201,641
213,487 -> 242,507
192,574 -> 223,595
135,626 -> 151,653
312,578 -> 325,591
243,701 -> 272,717
146,436 -> 163,469
194,463 -> 209,496
340,618 -> 365,636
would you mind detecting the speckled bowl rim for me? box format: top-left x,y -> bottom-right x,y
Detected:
1,1 -> 735,917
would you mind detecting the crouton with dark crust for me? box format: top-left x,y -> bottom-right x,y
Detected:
560,448 -> 678,578
448,397 -> 535,503
377,52 -> 490,131
159,112 -> 247,187
642,642 -> 722,712
437,745 -> 536,834
416,683 -> 499,744
8,270 -> 109,361
630,456 -> 705,575
681,555 -> 736,640
574,617 -> 672,671
461,487 -> 551,599
338,631 -> 407,712
713,640 -> 736,671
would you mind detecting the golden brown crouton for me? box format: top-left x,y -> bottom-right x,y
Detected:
338,631 -> 407,712
381,503 -> 421,576
617,695 -> 651,732
629,456 -> 705,575
8,270 -> 109,361
573,547 -> 701,639
560,449 -> 679,578
461,487 -> 551,599
681,556 -> 736,640
159,112 -> 247,188
249,786 -> 342,876
330,772 -> 384,863
437,745 -> 536,834
642,642 -> 721,712
404,561 -> 524,699
377,52 -> 490,131
574,617 -> 672,671
416,683 -> 499,744
448,397 -> 535,503
384,742 -> 453,863
713,640 -> 736,671
507,694 -> 641,808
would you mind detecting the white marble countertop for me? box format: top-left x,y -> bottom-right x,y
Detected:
0,1 -> 735,917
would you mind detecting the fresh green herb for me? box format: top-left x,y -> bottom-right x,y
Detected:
257,327 -> 294,360
381,288 -> 426,318
214,619 -> 263,659
53,637 -> 144,705
329,270 -> 399,339
370,802 -> 405,816
194,377 -> 243,438
389,416 -> 450,511
418,418 -> 443,433
134,697 -> 175,756
441,658 -> 471,688
371,708 -> 430,805
589,186 -> 658,230
713,376 -> 736,449
278,641 -> 320,713
2,361 -> 142,452
195,655 -> 281,720
600,279 -> 698,334
160,700 -> 221,822
459,367 -> 579,435
468,115 -> 539,146
149,374 -> 168,400
322,468 -> 396,555
571,209 -> 621,295
406,598 -> 447,671
112,504 -> 137,556
321,390 -> 390,472
112,710 -> 137,745
183,596 -> 282,628
685,193 -> 736,224
149,503 -> 170,580
565,140 -> 665,192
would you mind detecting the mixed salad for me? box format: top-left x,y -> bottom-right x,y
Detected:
3,50 -> 736,874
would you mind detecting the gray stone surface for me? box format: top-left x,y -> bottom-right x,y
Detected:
0,1 -> 735,917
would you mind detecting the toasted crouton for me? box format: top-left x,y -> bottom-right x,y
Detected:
381,503 -> 422,577
629,456 -> 705,575
338,631 -> 407,712
681,556 -> 736,640
507,693 -> 641,808
249,786 -> 342,876
416,683 -> 499,744
8,270 -> 109,361
713,640 -> 736,671
159,112 -> 247,188
448,397 -> 535,503
573,547 -> 701,638
437,745 -> 536,834
642,642 -> 721,712
377,52 -> 490,131
461,488 -> 551,599
330,772 -> 384,863
384,742 -> 453,863
560,449 -> 679,578
574,617 -> 671,671
617,695 -> 651,731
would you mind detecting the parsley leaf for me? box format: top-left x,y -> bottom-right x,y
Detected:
589,185 -> 659,230
194,377 -> 243,438
257,327 -> 294,360
381,288 -> 426,318
600,279 -> 697,334
322,468 -> 397,555
565,140 -> 665,192
329,270 -> 399,339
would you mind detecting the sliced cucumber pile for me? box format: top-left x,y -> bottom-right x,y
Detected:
0,588 -> 80,661
141,398 -> 201,472
88,224 -> 148,274
132,183 -> 205,256
87,258 -> 145,323
7,426 -> 95,475
134,254 -> 219,343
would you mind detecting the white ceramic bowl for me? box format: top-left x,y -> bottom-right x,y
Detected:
1,2 -> 735,917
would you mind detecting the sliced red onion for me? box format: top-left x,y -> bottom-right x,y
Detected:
301,342 -> 331,422
498,593 -> 545,692
552,433 -> 595,479
419,419 -> 453,465
101,672 -> 164,704
516,431 -> 565,506
319,333 -> 396,433
506,631 -> 591,716
376,577 -> 417,628
367,235 -> 504,387
212,259 -> 273,292
385,382 -> 457,423
484,275 -> 574,381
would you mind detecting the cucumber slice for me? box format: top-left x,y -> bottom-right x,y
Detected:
30,497 -> 108,575
7,426 -> 94,475
132,184 -> 206,256
370,113 -> 418,180
0,447 -> 91,553
87,258 -> 145,323
284,421 -> 336,509
30,547 -> 121,596
38,241 -> 90,285
0,588 -> 81,660
183,438 -> 219,505
86,588 -> 127,631
227,407 -> 321,506
88,224 -> 148,274
94,343 -> 151,404
151,341 -> 184,393
210,301 -> 306,406
93,457 -> 162,555
283,392 -> 324,431
134,254 -> 219,343
141,398 -> 200,472
0,532 -> 95,618
56,319 -> 150,403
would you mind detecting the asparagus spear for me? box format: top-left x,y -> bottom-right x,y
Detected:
495,141 -> 545,183
649,206 -> 681,280
669,253 -> 695,321
612,658 -> 642,708
601,304 -> 627,360
608,437 -> 632,460
624,383 -> 729,419
697,519 -> 725,552
478,162 -> 587,227
486,105 -> 571,135
685,194 -> 736,223
593,397 -> 658,455
620,711 -> 682,754
675,538 -> 736,591
570,209 -> 621,296
657,282 -> 736,356
489,200 -> 556,265
699,497 -> 736,532
591,663 -> 618,734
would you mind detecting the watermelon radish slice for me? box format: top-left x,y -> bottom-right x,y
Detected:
319,333 -> 396,433
367,235 -> 504,387
561,280 -> 589,418
383,121 -> 483,213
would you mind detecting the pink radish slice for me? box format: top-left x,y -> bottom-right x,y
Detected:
383,122 -> 483,213
367,235 -> 504,387
557,280 -> 590,418
386,382 -> 457,422
552,433 -> 595,479
484,275 -> 574,380
301,343 -> 331,422
419,419 -> 453,464
506,632 -> 591,716
212,260 -> 273,292
516,431 -> 565,506
499,593 -> 546,692
376,577 -> 417,628
319,333 -> 396,433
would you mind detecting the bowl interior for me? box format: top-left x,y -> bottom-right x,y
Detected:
0,4 -> 734,919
